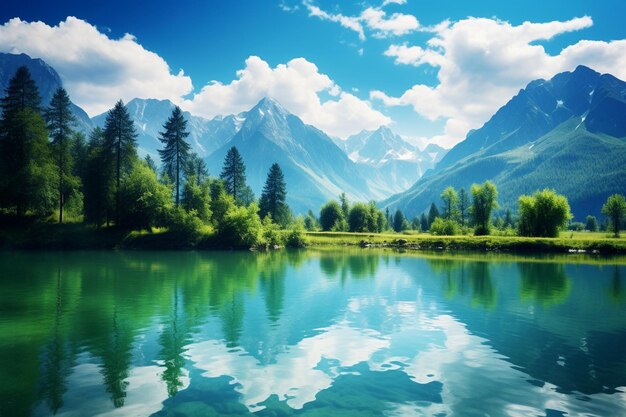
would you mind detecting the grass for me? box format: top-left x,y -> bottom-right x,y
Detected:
305,231 -> 626,254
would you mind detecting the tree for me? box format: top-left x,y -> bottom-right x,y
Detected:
339,192 -> 350,219
458,188 -> 469,226
411,216 -> 421,232
602,194 -> 626,238
471,181 -> 498,236
420,213 -> 428,232
220,146 -> 249,205
518,189 -> 571,238
181,176 -> 211,222
0,66 -> 41,117
428,203 -> 439,228
82,127 -> 114,226
348,202 -> 370,232
585,215 -> 598,232
185,152 -> 208,185
503,209 -> 514,229
0,108 -> 57,217
304,210 -> 318,231
440,186 -> 459,221
103,100 -> 138,225
393,209 -> 406,232
259,163 -> 290,227
45,88 -> 78,223
145,155 -> 157,173
158,106 -> 190,206
319,200 -> 343,231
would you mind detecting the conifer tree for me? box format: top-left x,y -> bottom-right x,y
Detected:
185,152 -> 209,186
339,192 -> 350,219
158,106 -> 190,206
458,188 -> 469,226
393,209 -> 406,232
45,88 -> 77,223
259,163 -> 290,226
0,66 -> 41,117
220,146 -> 248,204
420,213 -> 428,231
145,155 -> 157,173
428,202 -> 440,228
103,100 -> 137,225
82,127 -> 114,227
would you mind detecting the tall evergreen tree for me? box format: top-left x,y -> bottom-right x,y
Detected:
185,152 -> 209,185
339,192 -> 350,219
428,202 -> 440,228
0,66 -> 55,217
82,127 -> 114,227
158,106 -> 190,206
103,100 -> 137,225
144,154 -> 157,173
220,146 -> 248,204
420,213 -> 428,231
259,163 -> 290,226
45,88 -> 77,223
458,188 -> 469,226
393,209 -> 406,232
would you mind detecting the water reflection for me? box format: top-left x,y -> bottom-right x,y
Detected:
0,250 -> 625,417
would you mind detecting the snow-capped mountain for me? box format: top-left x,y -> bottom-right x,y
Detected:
92,98 -> 241,162
336,126 -> 447,191
206,97 -> 378,214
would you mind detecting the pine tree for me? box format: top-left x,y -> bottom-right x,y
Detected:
220,146 -> 248,204
339,192 -> 350,219
145,155 -> 157,173
185,152 -> 209,185
0,66 -> 55,218
45,88 -> 77,223
428,202 -> 440,228
259,163 -> 290,226
158,106 -> 190,206
420,213 -> 428,231
103,100 -> 137,225
393,209 -> 406,232
458,188 -> 469,226
82,127 -> 114,227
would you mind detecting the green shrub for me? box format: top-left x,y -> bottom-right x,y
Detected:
261,215 -> 284,248
429,217 -> 461,236
285,216 -> 307,248
168,207 -> 207,243
216,203 -> 263,248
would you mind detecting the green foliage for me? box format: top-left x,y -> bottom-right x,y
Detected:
441,186 -> 460,221
144,154 -> 157,173
458,188 -> 470,226
259,163 -> 291,227
45,87 -> 78,223
0,108 -> 57,217
420,213 -> 428,231
348,202 -> 370,232
429,217 -> 461,235
118,161 -> 173,230
216,203 -> 263,248
411,216 -> 421,232
320,200 -> 344,231
518,189 -> 572,238
181,176 -> 211,222
168,207 -> 206,243
586,215 -> 598,232
304,210 -> 319,231
220,146 -> 252,205
82,127 -> 114,226
261,216 -> 283,248
393,209 -> 407,232
602,194 -> 626,237
185,152 -> 209,185
0,66 -> 41,117
471,181 -> 498,236
158,106 -> 190,206
209,180 -> 234,226
103,100 -> 138,224
339,192 -> 350,219
568,222 -> 585,231
285,216 -> 307,248
428,203 -> 439,228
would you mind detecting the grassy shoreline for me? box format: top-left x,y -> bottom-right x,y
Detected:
1,222 -> 625,254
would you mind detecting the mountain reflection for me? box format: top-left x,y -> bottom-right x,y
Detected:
0,251 -> 625,417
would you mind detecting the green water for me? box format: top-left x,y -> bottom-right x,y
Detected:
1,250 -> 625,417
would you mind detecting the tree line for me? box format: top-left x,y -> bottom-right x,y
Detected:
0,66 -> 303,248
309,181 -> 625,238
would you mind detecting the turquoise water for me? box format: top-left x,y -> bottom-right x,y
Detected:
1,250 -> 625,416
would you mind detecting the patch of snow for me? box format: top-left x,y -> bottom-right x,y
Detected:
528,144 -> 534,149
556,100 -> 564,108
575,111 -> 588,130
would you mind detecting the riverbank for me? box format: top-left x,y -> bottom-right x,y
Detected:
1,222 -> 625,253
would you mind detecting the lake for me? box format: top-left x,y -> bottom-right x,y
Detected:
1,249 -> 625,417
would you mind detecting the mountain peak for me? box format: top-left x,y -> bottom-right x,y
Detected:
253,97 -> 290,116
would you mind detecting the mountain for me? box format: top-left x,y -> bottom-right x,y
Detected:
206,97 -> 377,214
384,65 -> 626,220
0,53 -> 93,132
335,127 -> 447,192
92,98 -> 242,161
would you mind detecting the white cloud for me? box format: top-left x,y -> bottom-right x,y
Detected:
373,15 -> 626,148
382,0 -> 407,6
183,56 -> 390,138
302,1 -> 418,39
0,17 -> 193,116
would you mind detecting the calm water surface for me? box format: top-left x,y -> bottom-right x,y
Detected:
1,250 -> 625,417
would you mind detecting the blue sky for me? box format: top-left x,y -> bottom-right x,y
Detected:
1,0 -> 625,146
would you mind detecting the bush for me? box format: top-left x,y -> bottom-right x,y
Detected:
518,189 -> 571,237
216,203 -> 263,248
429,217 -> 461,236
285,216 -> 307,248
261,215 -> 284,248
568,222 -> 585,231
168,207 -> 207,243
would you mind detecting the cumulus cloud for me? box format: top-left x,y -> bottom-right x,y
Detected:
0,17 -> 193,116
373,15 -> 626,147
183,56 -> 390,138
302,1 -> 418,39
